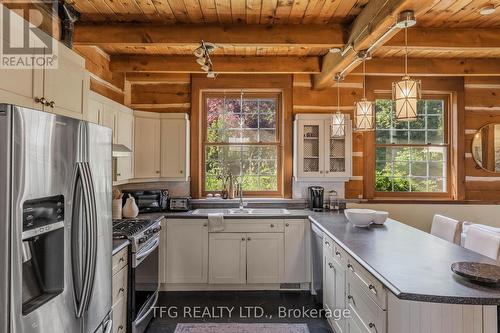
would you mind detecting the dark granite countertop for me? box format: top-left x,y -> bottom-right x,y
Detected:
308,211 -> 500,305
112,239 -> 130,255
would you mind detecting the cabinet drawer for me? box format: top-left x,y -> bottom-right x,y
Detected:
112,267 -> 127,306
347,257 -> 386,309
347,278 -> 386,333
323,235 -> 334,257
222,219 -> 284,233
333,242 -> 348,266
112,295 -> 127,333
112,247 -> 128,276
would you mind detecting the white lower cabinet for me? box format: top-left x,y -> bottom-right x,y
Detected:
165,219 -> 208,284
209,233 -> 247,284
246,233 -> 284,284
284,219 -> 310,283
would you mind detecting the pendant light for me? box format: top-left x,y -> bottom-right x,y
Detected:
354,56 -> 374,131
392,11 -> 421,121
331,77 -> 345,138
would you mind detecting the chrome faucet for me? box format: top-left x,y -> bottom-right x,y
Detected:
236,183 -> 247,210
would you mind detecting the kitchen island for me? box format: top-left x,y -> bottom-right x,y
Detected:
153,209 -> 499,332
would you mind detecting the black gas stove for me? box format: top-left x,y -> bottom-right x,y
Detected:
113,218 -> 154,238
112,217 -> 162,253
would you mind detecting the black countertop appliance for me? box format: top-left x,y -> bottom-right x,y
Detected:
308,186 -> 324,211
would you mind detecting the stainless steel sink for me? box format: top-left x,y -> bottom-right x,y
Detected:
191,208 -> 290,215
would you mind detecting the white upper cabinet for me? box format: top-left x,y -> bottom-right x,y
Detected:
160,114 -> 190,180
134,111 -> 190,181
0,6 -> 88,116
134,112 -> 161,179
42,44 -> 89,119
117,111 -> 134,150
294,114 -> 352,181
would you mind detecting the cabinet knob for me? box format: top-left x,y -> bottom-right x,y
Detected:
328,262 -> 333,269
118,325 -> 124,331
247,237 -> 251,241
156,170 -> 160,174
49,101 -> 55,108
203,223 -> 208,227
368,284 -> 377,294
35,97 -> 47,105
324,241 -> 330,246
335,251 -> 341,257
270,224 -> 274,228
369,323 -> 375,329
242,237 -> 246,241
116,173 -> 121,176
347,295 -> 353,300
119,257 -> 124,263
326,171 -> 329,174
180,170 -> 183,174
118,287 -> 125,294
319,170 -> 324,174
347,263 -> 354,271
285,223 -> 289,227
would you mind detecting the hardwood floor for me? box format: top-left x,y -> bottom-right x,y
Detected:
146,291 -> 333,333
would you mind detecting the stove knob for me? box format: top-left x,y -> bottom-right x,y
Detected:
153,227 -> 160,233
144,229 -> 151,235
139,237 -> 147,244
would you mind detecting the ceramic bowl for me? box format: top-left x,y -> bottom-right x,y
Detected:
372,211 -> 389,225
344,209 -> 377,228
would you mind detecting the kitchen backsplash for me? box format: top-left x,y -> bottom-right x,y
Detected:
292,180 -> 345,200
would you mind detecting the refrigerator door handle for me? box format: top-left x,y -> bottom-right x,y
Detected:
72,162 -> 94,318
81,162 -> 98,313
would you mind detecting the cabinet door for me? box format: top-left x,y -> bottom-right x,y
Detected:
44,46 -> 87,119
100,106 -> 117,143
87,98 -> 103,124
116,156 -> 133,182
246,233 -> 284,284
159,218 -> 167,284
166,219 -> 209,284
323,253 -> 335,314
117,111 -> 134,150
209,233 -> 247,284
134,117 -> 161,178
332,259 -> 346,333
324,118 -> 351,178
297,120 -> 325,178
160,118 -> 188,180
284,219 -> 308,283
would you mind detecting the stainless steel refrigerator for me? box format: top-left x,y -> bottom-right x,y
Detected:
0,104 -> 113,333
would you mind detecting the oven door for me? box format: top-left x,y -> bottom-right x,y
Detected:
131,236 -> 160,333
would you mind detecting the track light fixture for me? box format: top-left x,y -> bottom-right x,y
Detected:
193,41 -> 217,79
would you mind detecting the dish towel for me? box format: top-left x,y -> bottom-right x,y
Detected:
208,213 -> 225,232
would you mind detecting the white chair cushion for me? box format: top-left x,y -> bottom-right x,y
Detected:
464,226 -> 500,261
430,214 -> 461,244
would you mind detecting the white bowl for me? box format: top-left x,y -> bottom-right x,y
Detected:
344,209 -> 377,228
372,211 -> 389,225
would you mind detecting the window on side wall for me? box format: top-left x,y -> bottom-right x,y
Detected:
203,92 -> 282,197
375,96 -> 449,195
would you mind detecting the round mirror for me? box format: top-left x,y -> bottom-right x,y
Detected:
472,123 -> 500,172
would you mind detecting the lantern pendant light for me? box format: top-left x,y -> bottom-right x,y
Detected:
354,57 -> 375,131
331,78 -> 346,138
392,22 -> 421,121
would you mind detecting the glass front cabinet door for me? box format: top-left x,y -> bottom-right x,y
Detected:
294,114 -> 352,180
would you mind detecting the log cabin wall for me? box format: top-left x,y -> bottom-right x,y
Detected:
464,77 -> 500,202
74,46 -> 126,104
117,73 -> 500,202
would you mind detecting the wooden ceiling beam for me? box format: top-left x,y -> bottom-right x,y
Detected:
73,23 -> 345,48
350,57 -> 500,76
111,55 -> 321,74
312,0 -> 436,90
382,28 -> 500,50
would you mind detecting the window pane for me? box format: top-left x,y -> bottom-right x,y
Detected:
204,145 -> 278,192
375,98 -> 447,193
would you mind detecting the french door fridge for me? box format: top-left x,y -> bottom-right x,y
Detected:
0,104 -> 113,333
